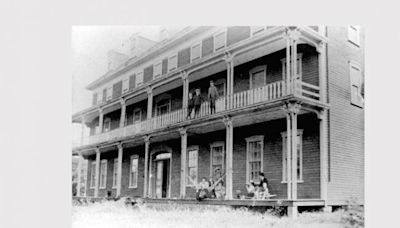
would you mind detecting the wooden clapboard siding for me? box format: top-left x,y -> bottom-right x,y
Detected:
326,26 -> 364,205
112,81 -> 122,99
227,26 -> 251,47
201,36 -> 214,58
144,66 -> 153,83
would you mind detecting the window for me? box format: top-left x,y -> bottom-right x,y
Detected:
246,136 -> 264,184
153,62 -> 162,78
129,155 -> 139,188
281,54 -> 302,81
348,26 -> 360,46
99,159 -> 107,189
112,158 -> 118,188
122,78 -> 129,93
90,161 -> 96,188
214,31 -> 226,51
136,71 -> 143,87
97,90 -> 102,104
156,99 -> 171,116
251,26 -> 265,36
103,118 -> 111,132
106,86 -> 112,100
168,54 -> 177,72
210,142 -> 225,177
191,43 -> 201,61
249,66 -> 267,89
281,130 -> 303,182
215,81 -> 226,97
187,147 -> 198,187
133,108 -> 142,123
349,62 -> 364,107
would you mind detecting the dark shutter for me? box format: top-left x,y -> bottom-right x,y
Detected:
162,58 -> 168,75
92,93 -> 98,105
143,65 -> 153,83
178,47 -> 191,68
112,81 -> 122,99
102,88 -> 107,102
202,36 -> 214,57
227,26 -> 251,46
129,74 -> 136,90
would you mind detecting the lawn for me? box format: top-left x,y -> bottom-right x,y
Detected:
72,200 -> 349,228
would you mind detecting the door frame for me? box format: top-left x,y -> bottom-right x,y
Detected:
149,146 -> 173,198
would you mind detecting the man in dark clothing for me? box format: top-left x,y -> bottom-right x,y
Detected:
208,80 -> 219,114
187,92 -> 194,119
193,88 -> 203,118
258,172 -> 269,189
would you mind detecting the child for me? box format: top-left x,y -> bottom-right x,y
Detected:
196,177 -> 210,201
214,181 -> 226,199
246,181 -> 256,199
193,89 -> 203,118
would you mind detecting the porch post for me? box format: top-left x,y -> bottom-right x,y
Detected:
224,52 -> 233,109
116,143 -> 123,197
179,127 -> 187,198
283,105 -> 292,200
223,116 -> 233,199
288,102 -> 301,200
290,31 -> 299,96
119,98 -> 126,128
181,72 -> 189,117
98,108 -> 104,133
76,152 -> 83,197
143,135 -> 151,197
285,30 -> 291,94
94,148 -> 101,197
317,41 -> 327,103
318,109 -> 329,207
146,86 -> 153,130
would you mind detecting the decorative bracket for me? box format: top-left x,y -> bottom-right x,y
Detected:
179,127 -> 187,136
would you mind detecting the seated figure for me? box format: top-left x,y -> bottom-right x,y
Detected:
245,181 -> 256,199
214,181 -> 226,199
196,177 -> 211,201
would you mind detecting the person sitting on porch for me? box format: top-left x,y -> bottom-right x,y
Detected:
246,181 -> 256,199
214,181 -> 225,199
257,172 -> 275,199
196,177 -> 211,201
208,177 -> 216,198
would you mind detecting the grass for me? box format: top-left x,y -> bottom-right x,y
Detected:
72,200 -> 347,228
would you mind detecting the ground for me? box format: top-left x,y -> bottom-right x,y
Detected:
71,200 -> 357,228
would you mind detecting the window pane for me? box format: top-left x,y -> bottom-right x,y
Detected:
188,150 -> 197,167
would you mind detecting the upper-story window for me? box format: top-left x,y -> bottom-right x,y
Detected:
251,26 -> 265,36
348,25 -> 360,46
153,62 -> 162,79
246,135 -> 264,184
103,117 -> 111,132
99,159 -> 107,189
349,61 -> 364,107
191,43 -> 201,62
214,80 -> 226,97
136,71 -> 143,87
168,54 -> 177,72
249,65 -> 267,89
156,98 -> 171,116
210,142 -> 225,177
281,130 -> 303,182
214,31 -> 226,52
122,78 -> 129,94
106,86 -> 113,101
133,108 -> 142,123
281,54 -> 303,81
97,90 -> 102,104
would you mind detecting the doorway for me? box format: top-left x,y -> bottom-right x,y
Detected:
154,153 -> 171,198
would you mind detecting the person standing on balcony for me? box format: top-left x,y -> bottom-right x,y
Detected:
193,88 -> 203,118
187,92 -> 194,119
208,80 -> 219,114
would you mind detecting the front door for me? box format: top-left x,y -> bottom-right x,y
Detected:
155,159 -> 170,198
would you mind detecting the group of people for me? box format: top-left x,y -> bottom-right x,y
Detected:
187,80 -> 219,119
241,172 -> 274,200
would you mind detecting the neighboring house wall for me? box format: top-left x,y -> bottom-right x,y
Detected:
326,26 -> 364,205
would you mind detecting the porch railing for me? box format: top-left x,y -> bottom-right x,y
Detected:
295,81 -> 320,101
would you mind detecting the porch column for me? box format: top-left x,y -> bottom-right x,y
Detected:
179,127 -> 187,198
116,143 -> 123,197
119,98 -> 126,128
98,108 -> 104,134
143,135 -> 151,197
94,148 -> 101,197
146,86 -> 153,130
224,52 -> 234,109
181,72 -> 189,117
282,105 -> 292,200
76,152 -> 83,197
285,31 -> 292,94
317,41 -> 327,103
318,109 -> 329,207
288,102 -> 301,200
290,31 -> 299,96
223,116 -> 233,199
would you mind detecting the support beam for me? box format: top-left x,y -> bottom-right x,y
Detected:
143,135 -> 151,197
98,109 -> 104,134
223,116 -> 233,199
287,205 -> 298,218
179,128 -> 187,198
116,143 -> 123,197
283,105 -> 292,200
289,102 -> 301,200
317,41 -> 327,103
76,152 -> 83,197
119,99 -> 126,128
94,148 -> 101,197
318,109 -> 328,206
285,33 -> 291,94
146,86 -> 153,120
181,72 -> 189,117
224,52 -> 234,110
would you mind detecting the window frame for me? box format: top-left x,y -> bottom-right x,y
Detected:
156,98 -> 171,116
281,53 -> 303,81
136,70 -> 143,87
106,86 -> 113,101
349,61 -> 364,108
90,161 -> 96,189
348,25 -> 360,47
122,78 -> 129,94
153,61 -> 162,79
99,159 -> 107,189
129,155 -> 139,188
112,158 -> 118,188
186,146 -> 199,187
245,135 -> 264,184
209,141 -> 225,176
191,42 -> 202,62
97,90 -> 103,104
168,54 -> 178,72
103,117 -> 111,132
213,29 -> 227,52
133,108 -> 142,123
249,65 -> 267,89
281,129 -> 304,183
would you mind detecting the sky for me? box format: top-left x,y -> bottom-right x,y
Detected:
71,26 -> 161,114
